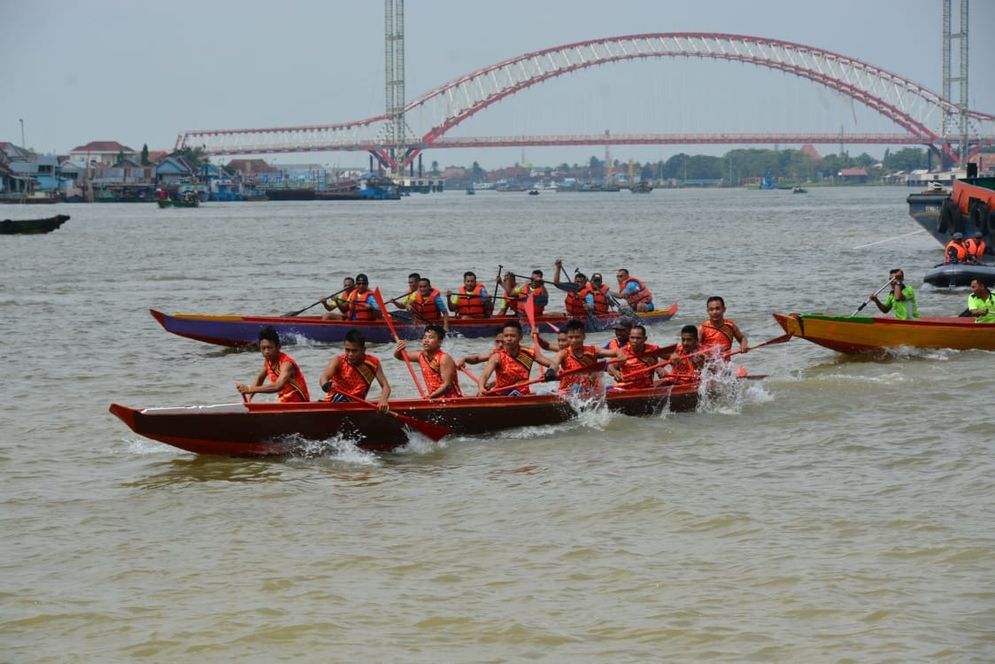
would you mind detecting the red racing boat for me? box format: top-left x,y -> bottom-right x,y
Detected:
110,381 -> 707,457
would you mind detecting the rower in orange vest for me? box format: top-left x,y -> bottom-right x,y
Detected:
321,276 -> 355,321
405,277 -> 450,332
665,325 -> 706,384
613,268 -> 655,312
447,271 -> 491,318
612,323 -> 667,389
477,321 -> 554,396
318,329 -> 391,411
394,325 -> 462,399
965,232 -> 987,263
519,270 -> 549,315
546,319 -> 617,393
236,327 -> 310,403
698,296 -> 749,354
945,233 -> 969,264
553,259 -> 591,317
345,274 -> 382,320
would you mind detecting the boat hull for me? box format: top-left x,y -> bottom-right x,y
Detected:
149,305 -> 679,348
109,384 -> 701,457
923,263 -> 995,287
773,311 -> 995,354
0,214 -> 69,235
907,178 -> 995,256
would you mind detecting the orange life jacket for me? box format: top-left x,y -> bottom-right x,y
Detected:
564,288 -> 588,317
620,276 -> 653,308
669,343 -> 703,383
618,343 -> 660,389
606,337 -> 627,352
502,285 -> 522,314
347,290 -> 378,321
591,284 -> 610,314
700,319 -> 739,353
520,283 -> 548,315
945,240 -> 968,264
559,344 -> 600,391
965,238 -> 987,261
265,351 -> 310,402
456,283 -> 487,318
323,353 -> 380,401
418,350 -> 462,397
409,288 -> 445,321
493,345 -> 536,395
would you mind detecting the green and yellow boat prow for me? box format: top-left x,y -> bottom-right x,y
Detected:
773,312 -> 995,354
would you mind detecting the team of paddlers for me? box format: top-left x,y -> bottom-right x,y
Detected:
314,260 -> 656,330
236,263 -> 750,410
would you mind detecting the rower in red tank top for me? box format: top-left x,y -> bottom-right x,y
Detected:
393,324 -> 462,399
477,321 -> 554,396
698,296 -> 748,354
318,329 -> 391,412
548,320 -> 618,393
613,324 -> 664,389
666,325 -> 706,384
236,327 -> 310,402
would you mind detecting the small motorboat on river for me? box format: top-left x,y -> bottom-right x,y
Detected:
110,381 -> 713,456
773,312 -> 995,354
149,304 -> 679,348
0,214 -> 69,235
922,262 -> 995,288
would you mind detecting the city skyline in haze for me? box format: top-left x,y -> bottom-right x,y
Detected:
3,0 -> 993,169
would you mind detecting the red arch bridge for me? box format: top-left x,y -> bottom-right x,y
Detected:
175,33 -> 995,169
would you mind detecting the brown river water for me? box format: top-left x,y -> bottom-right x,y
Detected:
1,188 -> 993,662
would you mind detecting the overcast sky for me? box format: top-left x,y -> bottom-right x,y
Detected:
3,0 -> 993,168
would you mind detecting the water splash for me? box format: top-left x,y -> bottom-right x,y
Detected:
279,433 -> 381,465
695,362 -> 771,415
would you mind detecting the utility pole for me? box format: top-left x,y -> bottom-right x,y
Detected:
384,0 -> 406,174
19,118 -> 24,150
942,0 -> 969,164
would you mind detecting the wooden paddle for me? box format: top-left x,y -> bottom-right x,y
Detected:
481,340 -> 678,396
347,394 -> 450,441
524,291 -> 541,348
283,285 -> 349,317
614,334 -> 794,385
373,288 -> 428,399
851,279 -> 894,316
510,272 -> 580,293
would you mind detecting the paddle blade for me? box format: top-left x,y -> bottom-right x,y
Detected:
524,292 -> 537,330
549,280 -> 581,293
394,412 -> 450,442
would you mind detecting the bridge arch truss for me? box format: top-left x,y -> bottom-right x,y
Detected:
178,33 -> 995,167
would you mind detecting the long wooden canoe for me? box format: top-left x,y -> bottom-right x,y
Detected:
773,312 -> 995,353
110,382 -> 702,456
149,304 -> 679,347
0,214 -> 69,235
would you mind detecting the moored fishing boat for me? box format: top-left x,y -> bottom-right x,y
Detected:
0,214 -> 69,235
149,304 -> 679,348
109,382 -> 705,457
773,312 -> 995,354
